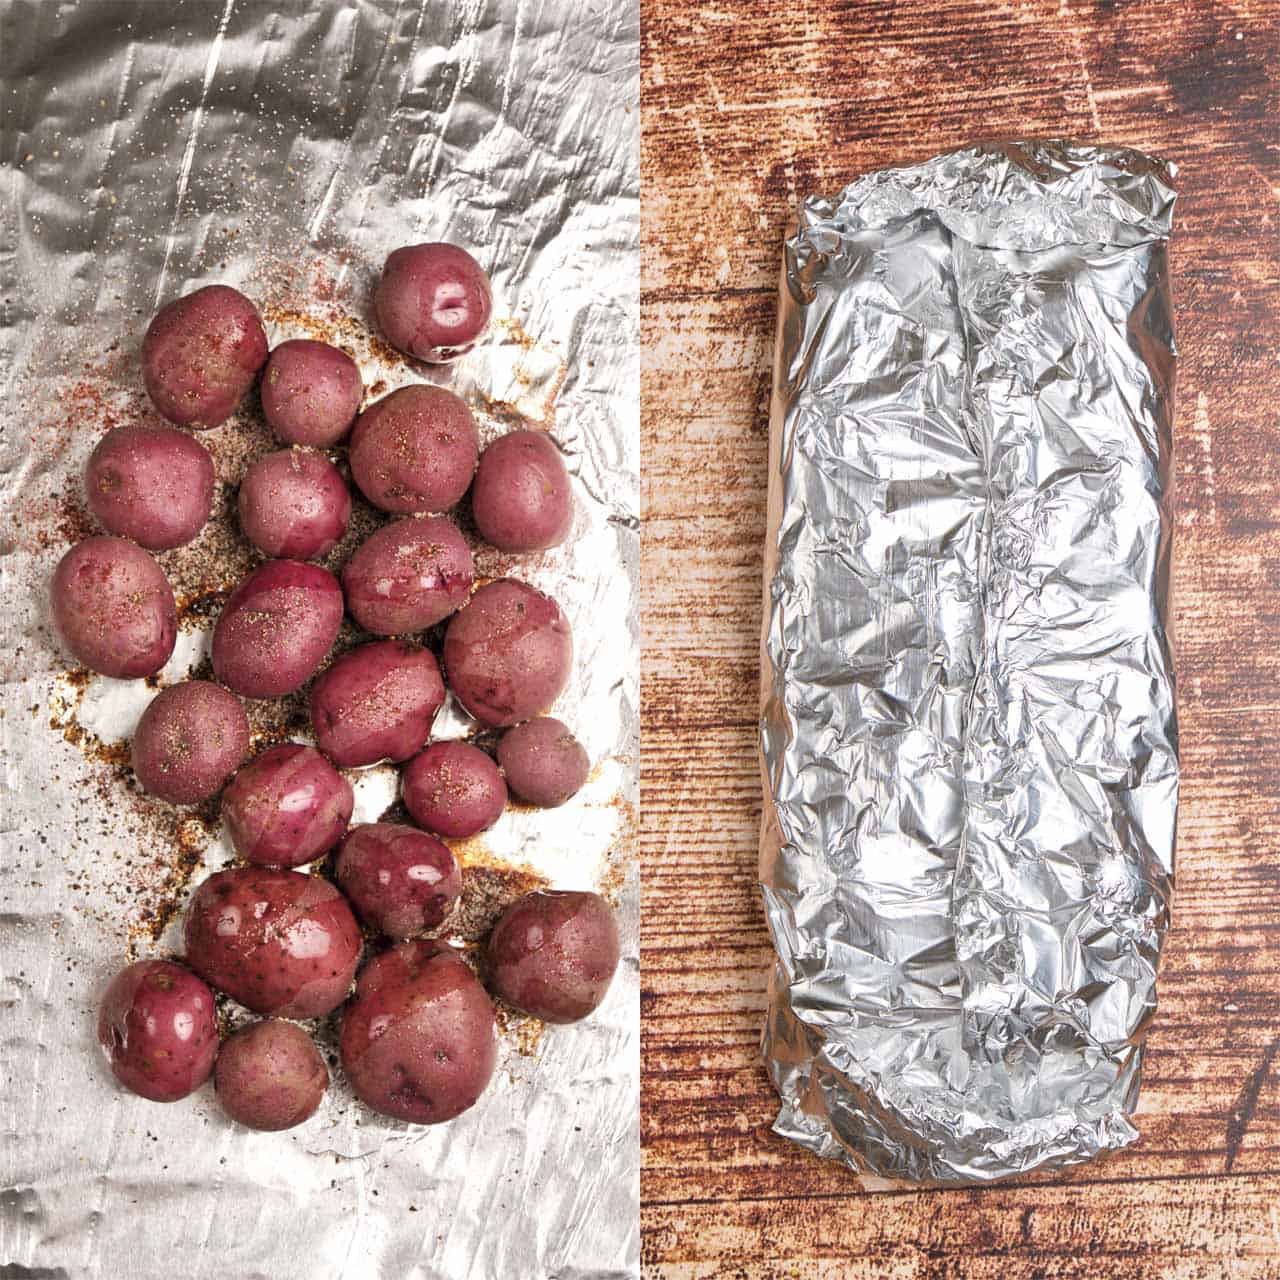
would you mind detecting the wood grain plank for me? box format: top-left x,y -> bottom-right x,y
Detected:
641,0 -> 1280,1270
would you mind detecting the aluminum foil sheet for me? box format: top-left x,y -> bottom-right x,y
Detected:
760,141 -> 1177,1185
0,2 -> 638,1275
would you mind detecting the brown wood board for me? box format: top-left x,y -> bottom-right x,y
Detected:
640,0 -> 1280,1274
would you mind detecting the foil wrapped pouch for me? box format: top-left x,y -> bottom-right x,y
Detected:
760,141 -> 1177,1184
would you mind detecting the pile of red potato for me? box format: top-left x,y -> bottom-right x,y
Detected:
52,243 -> 619,1131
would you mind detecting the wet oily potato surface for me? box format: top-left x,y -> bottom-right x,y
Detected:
341,515 -> 474,635
183,868 -> 362,1018
85,425 -> 216,551
142,285 -> 268,430
51,537 -> 177,678
237,448 -> 352,560
221,743 -> 354,868
336,823 -> 463,940
339,940 -> 498,1125
211,559 -> 345,697
97,959 -> 219,1103
308,638 -> 446,767
214,1020 -> 329,1132
402,740 -> 508,839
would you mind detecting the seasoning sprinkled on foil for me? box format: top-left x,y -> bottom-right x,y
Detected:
761,140 -> 1177,1185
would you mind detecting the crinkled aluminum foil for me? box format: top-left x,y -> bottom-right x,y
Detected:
760,141 -> 1177,1185
0,2 -> 638,1275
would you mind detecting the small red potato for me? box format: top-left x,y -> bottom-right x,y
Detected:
470,430 -> 573,553
442,578 -> 572,727
238,448 -> 351,561
84,424 -> 216,550
212,559 -> 344,698
335,823 -> 462,940
131,680 -> 249,804
497,718 -> 589,807
221,743 -> 354,868
339,941 -> 497,1124
260,339 -> 363,447
97,959 -> 218,1102
341,515 -> 473,636
401,740 -> 507,839
308,639 -> 445,768
51,536 -> 177,679
214,1020 -> 328,1131
374,243 -> 492,364
183,867 -> 362,1018
486,890 -> 620,1023
142,284 -> 268,429
348,384 -> 478,515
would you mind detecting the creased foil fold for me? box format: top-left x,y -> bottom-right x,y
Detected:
760,141 -> 1177,1185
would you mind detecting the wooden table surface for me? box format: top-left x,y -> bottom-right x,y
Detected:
640,1 -> 1280,1274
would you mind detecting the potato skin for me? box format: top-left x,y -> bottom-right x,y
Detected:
402,741 -> 507,839
442,579 -> 572,727
374,243 -> 492,364
51,536 -> 177,678
261,339 -> 363,447
339,941 -> 497,1124
85,425 -> 216,551
142,285 -> 268,429
341,515 -> 473,636
131,680 -> 249,804
212,559 -> 344,698
336,823 -> 461,940
497,718 -> 589,808
471,430 -> 573,553
308,639 -> 445,768
214,1020 -> 328,1131
97,959 -> 218,1102
238,448 -> 351,561
348,385 -> 478,515
221,743 -> 354,868
183,868 -> 362,1017
486,890 -> 620,1023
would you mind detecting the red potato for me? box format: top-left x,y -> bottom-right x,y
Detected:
84,424 -> 216,551
442,579 -> 572,727
339,941 -> 497,1124
470,430 -> 573,553
341,515 -> 473,636
51,536 -> 177,679
214,1020 -> 328,1131
131,680 -> 249,804
401,741 -> 506,839
260,339 -> 363,447
486,890 -> 620,1024
238,449 -> 351,561
348,384 -> 478,515
97,959 -> 218,1102
221,743 -> 354,868
374,243 -> 492,364
497,718 -> 589,808
335,823 -> 462,940
212,560 -> 344,698
142,285 -> 268,429
308,639 -> 445,768
183,868 -> 362,1017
